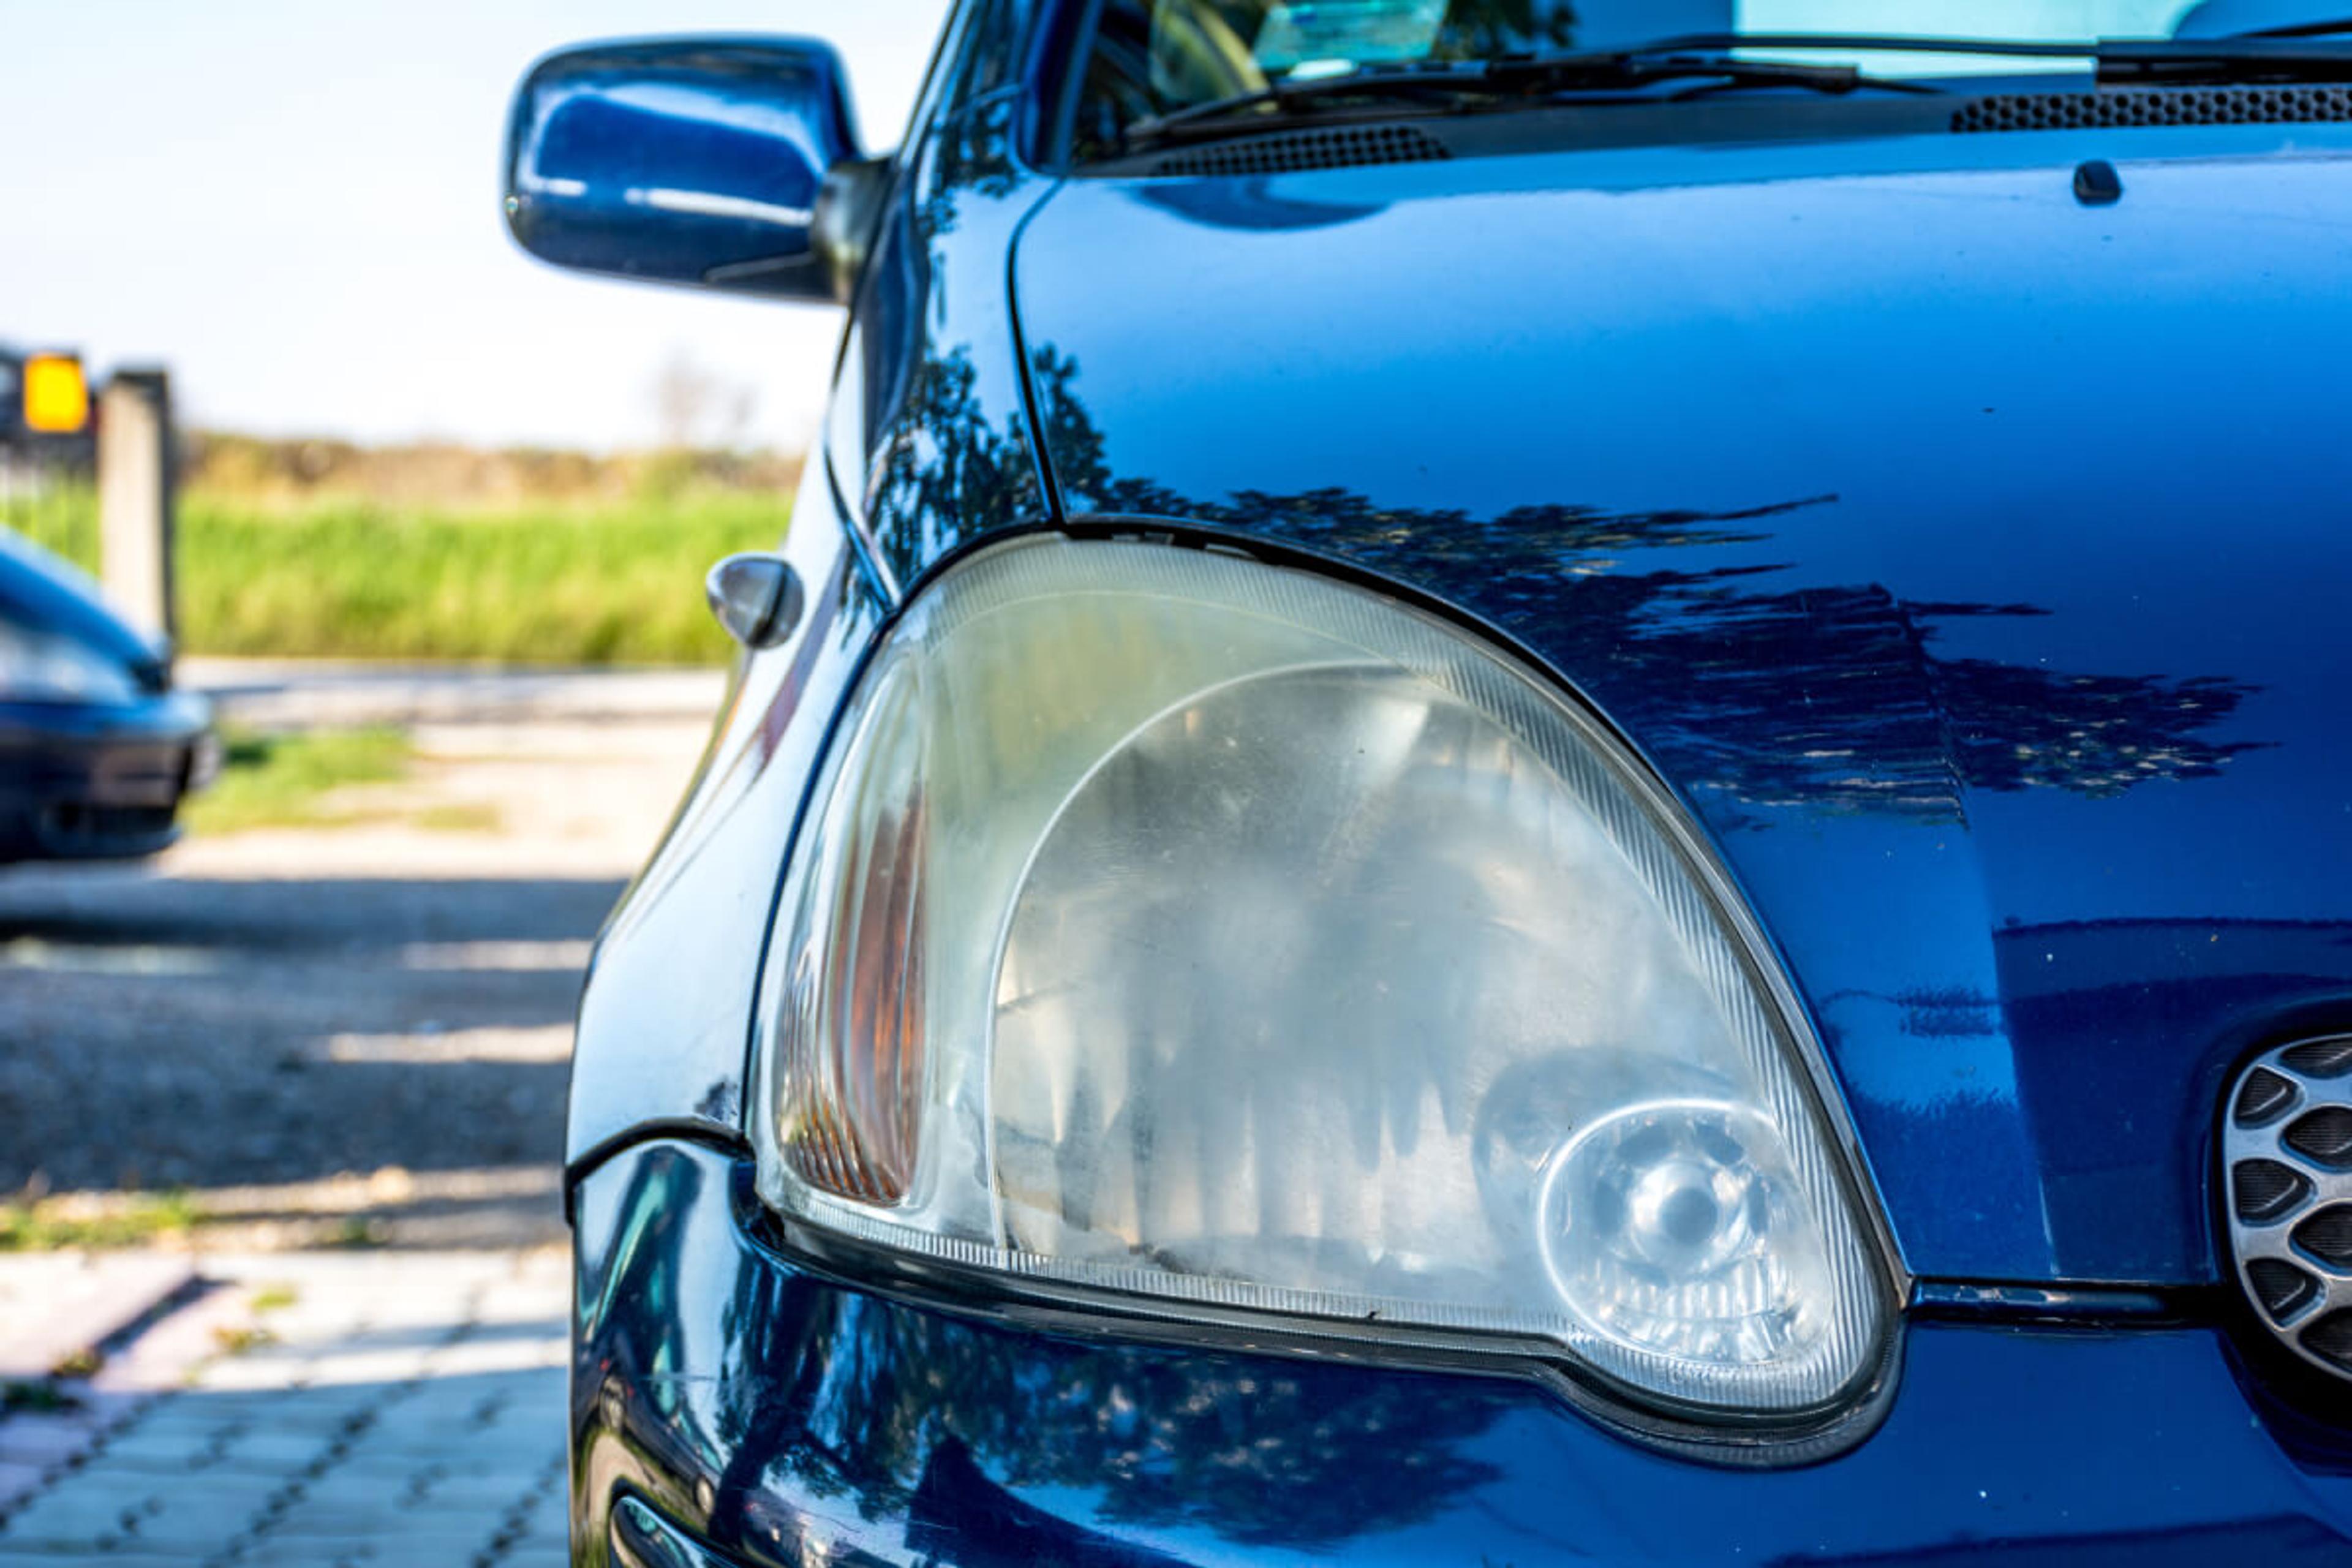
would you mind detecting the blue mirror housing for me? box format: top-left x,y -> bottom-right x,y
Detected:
503,37 -> 862,301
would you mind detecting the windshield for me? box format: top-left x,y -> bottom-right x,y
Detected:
1068,0 -> 2343,155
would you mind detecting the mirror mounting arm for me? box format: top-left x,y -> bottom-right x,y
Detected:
815,156 -> 894,307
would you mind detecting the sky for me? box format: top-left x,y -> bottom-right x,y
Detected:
0,1 -> 952,454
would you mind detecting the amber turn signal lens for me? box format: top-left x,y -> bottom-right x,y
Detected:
772,663 -> 929,1206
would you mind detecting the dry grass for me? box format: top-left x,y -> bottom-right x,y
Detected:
4,473 -> 791,665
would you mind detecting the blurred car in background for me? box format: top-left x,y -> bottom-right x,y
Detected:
0,530 -> 214,863
510,1 -> 2352,1564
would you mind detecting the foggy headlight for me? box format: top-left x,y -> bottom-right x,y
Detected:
0,620 -> 140,706
752,537 -> 1893,1420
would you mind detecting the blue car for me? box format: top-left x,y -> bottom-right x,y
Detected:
0,531 -> 213,863
505,3 -> 2352,1562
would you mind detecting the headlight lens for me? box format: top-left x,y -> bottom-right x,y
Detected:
753,538 -> 1892,1419
0,620 -> 140,705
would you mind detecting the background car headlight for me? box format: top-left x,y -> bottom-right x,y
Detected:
0,620 -> 141,706
752,537 -> 1895,1421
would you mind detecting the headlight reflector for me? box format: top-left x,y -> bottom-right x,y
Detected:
754,538 -> 1891,1419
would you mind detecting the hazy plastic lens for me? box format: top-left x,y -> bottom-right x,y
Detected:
753,538 -> 1891,1419
770,661 -> 929,1204
1540,1102 -> 1831,1368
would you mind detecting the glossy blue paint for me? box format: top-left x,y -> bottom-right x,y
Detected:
568,456 -> 888,1164
845,88 -> 1057,585
575,1140 -> 2352,1567
1006,127 -> 2352,1287
533,2 -> 2352,1558
562,39 -> 1059,1165
503,36 -> 859,300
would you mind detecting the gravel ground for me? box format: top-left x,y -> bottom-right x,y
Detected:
0,661 -> 725,1248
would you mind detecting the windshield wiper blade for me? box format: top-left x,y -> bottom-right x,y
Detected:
1126,50 -> 1934,148
2237,17 -> 2352,37
1128,63 -> 1545,143
1627,32 -> 2097,59
1652,29 -> 2352,83
2095,35 -> 2352,81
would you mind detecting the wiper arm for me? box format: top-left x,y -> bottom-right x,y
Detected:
1127,50 -> 1936,148
2095,36 -> 2352,82
2237,18 -> 2352,38
1645,29 -> 2352,84
1129,62 -> 1561,145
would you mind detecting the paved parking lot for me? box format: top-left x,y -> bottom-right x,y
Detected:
0,661 -> 720,1244
0,1250 -> 569,1566
0,662 -> 724,1562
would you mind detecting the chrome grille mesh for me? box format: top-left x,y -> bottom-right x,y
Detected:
2225,1036 -> 2352,1376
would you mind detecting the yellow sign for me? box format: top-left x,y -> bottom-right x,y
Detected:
23,354 -> 89,435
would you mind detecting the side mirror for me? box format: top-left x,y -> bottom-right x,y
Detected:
503,37 -> 876,303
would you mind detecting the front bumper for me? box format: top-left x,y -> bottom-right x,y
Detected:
572,1140 -> 2352,1567
0,690 -> 216,862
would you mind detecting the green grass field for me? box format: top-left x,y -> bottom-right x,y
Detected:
186,726 -> 415,835
2,485 -> 790,665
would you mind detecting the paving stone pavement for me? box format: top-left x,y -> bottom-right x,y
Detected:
0,1249 -> 569,1566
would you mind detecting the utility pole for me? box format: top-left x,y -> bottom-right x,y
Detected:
97,369 -> 175,643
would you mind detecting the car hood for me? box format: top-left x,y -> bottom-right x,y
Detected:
0,529 -> 165,680
1011,127 -> 2352,1287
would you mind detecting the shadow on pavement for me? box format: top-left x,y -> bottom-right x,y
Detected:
0,871 -> 626,1242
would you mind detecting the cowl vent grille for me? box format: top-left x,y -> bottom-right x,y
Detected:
1954,85 -> 2352,134
2225,1036 -> 2352,1382
1157,123 -> 1451,178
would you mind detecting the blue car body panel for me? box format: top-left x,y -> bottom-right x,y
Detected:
1003,130 -> 2352,1289
575,1140 -> 2352,1567
556,5 -> 2352,1561
568,459 -> 894,1162
845,88 -> 1057,592
569,37 -> 1064,1165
